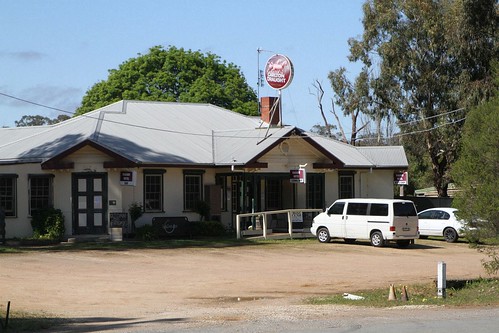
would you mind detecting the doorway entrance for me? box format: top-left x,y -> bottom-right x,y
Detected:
72,173 -> 108,234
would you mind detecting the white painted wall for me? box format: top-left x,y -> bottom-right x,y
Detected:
1,141 -> 399,238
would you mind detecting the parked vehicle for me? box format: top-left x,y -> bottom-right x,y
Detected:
417,207 -> 465,243
311,198 -> 419,247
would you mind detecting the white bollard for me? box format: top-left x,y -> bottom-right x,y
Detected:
437,261 -> 446,298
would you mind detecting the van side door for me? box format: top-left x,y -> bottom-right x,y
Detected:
326,201 -> 346,238
344,202 -> 369,239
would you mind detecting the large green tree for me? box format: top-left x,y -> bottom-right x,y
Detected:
76,46 -> 258,116
451,65 -> 498,239
345,0 -> 497,196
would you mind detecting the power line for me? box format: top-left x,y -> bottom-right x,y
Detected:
397,107 -> 466,127
0,91 -> 75,115
350,116 -> 467,143
0,90 -> 467,145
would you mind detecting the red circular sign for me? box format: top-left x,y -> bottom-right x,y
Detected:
264,54 -> 294,90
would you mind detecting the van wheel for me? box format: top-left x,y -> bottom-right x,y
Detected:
317,228 -> 331,243
370,231 -> 385,247
443,228 -> 458,243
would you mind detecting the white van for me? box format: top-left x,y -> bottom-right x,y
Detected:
311,198 -> 419,247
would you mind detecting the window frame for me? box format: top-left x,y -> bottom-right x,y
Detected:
306,173 -> 324,209
338,171 -> 355,199
28,174 -> 54,216
183,170 -> 205,212
143,169 -> 165,212
265,178 -> 282,210
0,174 -> 18,217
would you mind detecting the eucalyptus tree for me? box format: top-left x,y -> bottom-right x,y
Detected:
346,0 -> 497,196
452,93 -> 499,239
15,114 -> 70,127
76,46 -> 258,116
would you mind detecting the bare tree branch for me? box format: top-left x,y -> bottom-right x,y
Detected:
330,99 -> 348,143
310,80 -> 332,137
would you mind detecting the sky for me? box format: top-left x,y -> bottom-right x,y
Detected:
0,0 -> 366,132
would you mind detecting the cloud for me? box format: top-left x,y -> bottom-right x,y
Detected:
0,50 -> 47,61
0,85 -> 82,116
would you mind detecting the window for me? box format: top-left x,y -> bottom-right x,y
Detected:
216,175 -> 227,212
327,202 -> 345,215
265,178 -> 281,210
339,172 -> 355,199
346,203 -> 369,215
370,203 -> 388,216
437,211 -> 450,220
307,174 -> 324,209
394,202 -> 417,217
0,174 -> 18,217
184,170 -> 204,211
143,170 -> 165,212
29,174 -> 54,216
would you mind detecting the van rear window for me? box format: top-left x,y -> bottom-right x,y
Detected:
393,202 -> 417,216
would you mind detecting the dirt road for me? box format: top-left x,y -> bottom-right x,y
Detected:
0,239 -> 493,331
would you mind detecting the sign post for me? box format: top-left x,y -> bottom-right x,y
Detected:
290,168 -> 306,184
264,54 -> 294,90
264,54 -> 294,127
394,171 -> 408,196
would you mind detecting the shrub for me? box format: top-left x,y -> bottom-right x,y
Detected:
194,200 -> 210,221
128,202 -> 143,231
135,224 -> 156,241
191,221 -> 227,237
30,208 -> 65,240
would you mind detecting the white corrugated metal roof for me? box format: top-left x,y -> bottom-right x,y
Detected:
0,100 -> 408,168
306,133 -> 374,167
356,146 -> 408,167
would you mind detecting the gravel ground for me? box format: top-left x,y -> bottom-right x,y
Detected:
1,238 -> 496,332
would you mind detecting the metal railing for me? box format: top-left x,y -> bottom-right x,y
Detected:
236,208 -> 323,240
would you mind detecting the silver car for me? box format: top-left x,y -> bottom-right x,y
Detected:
417,207 -> 465,242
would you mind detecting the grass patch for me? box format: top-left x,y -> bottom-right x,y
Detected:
308,278 -> 499,307
0,236 -> 320,253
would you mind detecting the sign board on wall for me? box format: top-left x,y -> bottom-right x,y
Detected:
120,171 -> 136,186
110,212 -> 128,227
290,168 -> 306,184
394,171 -> 408,185
291,211 -> 303,223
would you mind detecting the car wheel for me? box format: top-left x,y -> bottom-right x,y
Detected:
443,228 -> 458,243
370,231 -> 385,247
317,228 -> 331,243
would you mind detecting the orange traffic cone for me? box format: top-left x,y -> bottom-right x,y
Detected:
401,285 -> 409,301
388,284 -> 397,301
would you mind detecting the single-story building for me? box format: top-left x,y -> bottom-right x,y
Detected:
0,98 -> 408,238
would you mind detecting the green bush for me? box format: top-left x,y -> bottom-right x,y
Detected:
194,200 -> 210,221
191,221 -> 227,237
30,208 -> 65,240
135,224 -> 156,241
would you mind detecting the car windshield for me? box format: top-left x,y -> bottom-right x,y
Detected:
394,202 -> 417,216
